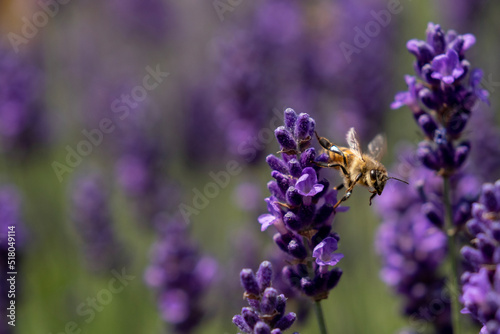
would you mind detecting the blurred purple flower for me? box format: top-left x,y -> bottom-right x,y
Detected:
189,0 -> 395,163
461,180 -> 500,333
144,215 -> 217,333
375,146 -> 481,333
0,45 -> 48,156
71,172 -> 125,272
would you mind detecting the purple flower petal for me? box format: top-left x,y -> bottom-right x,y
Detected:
295,167 -> 323,196
258,213 -> 276,231
431,49 -> 463,84
313,237 -> 344,266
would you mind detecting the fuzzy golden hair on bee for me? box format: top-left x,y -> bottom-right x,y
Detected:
315,128 -> 408,208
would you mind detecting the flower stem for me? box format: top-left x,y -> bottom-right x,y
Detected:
303,236 -> 328,334
314,300 -> 328,334
443,176 -> 461,334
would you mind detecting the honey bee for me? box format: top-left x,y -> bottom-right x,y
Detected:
315,128 -> 408,208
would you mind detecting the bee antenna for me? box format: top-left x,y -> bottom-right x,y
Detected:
387,176 -> 409,185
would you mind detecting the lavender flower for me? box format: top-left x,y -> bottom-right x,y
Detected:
393,24 -> 488,173
70,172 -> 125,272
259,109 -> 344,301
461,180 -> 500,333
375,145 -> 481,333
233,261 -> 299,334
375,151 -> 452,332
0,45 -> 47,156
144,215 -> 217,333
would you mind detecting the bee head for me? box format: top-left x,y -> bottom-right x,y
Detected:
369,169 -> 387,195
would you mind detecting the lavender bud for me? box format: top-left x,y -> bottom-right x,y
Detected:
268,181 -> 284,199
283,211 -> 302,231
285,187 -> 302,207
447,111 -> 469,136
419,88 -> 440,111
417,113 -> 438,138
427,23 -> 445,55
314,204 -> 334,226
288,239 -> 307,259
454,141 -> 470,169
417,142 -> 440,170
282,266 -> 301,289
300,277 -> 315,296
275,294 -> 287,315
242,307 -> 260,329
435,129 -> 454,169
284,108 -> 297,130
480,184 -> 499,212
240,269 -> 260,296
271,329 -> 283,334
256,261 -> 273,292
266,155 -> 289,174
422,202 -> 443,227
421,63 -> 439,85
406,39 -> 434,68
274,233 -> 292,253
294,113 -> 313,141
271,171 -> 291,194
233,314 -> 252,333
254,322 -> 272,334
260,288 -> 278,315
299,148 -> 315,168
461,247 -> 482,267
275,126 -> 297,152
287,159 -> 302,178
274,312 -> 297,331
326,267 -> 343,290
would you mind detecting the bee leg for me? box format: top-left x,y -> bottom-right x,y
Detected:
315,131 -> 332,150
315,132 -> 347,166
369,191 -> 377,206
334,183 -> 344,191
333,173 -> 362,209
314,161 -> 349,176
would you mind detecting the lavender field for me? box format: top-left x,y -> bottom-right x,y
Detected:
1,1 -> 500,333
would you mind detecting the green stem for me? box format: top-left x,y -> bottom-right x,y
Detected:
443,177 -> 461,334
303,237 -> 328,334
314,300 -> 328,334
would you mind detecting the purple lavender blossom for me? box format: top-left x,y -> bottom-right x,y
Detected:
393,24 -> 488,170
70,172 -> 125,272
313,237 -> 344,268
144,215 -> 217,333
259,109 -> 344,301
375,146 -> 481,333
233,261 -> 299,334
0,45 -> 47,156
461,180 -> 500,333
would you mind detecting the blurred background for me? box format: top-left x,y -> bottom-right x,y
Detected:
0,0 -> 499,333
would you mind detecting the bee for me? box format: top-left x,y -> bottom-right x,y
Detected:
315,128 -> 408,209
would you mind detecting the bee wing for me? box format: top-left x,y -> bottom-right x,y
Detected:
368,134 -> 387,160
346,127 -> 364,161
